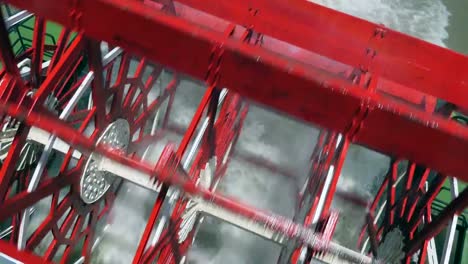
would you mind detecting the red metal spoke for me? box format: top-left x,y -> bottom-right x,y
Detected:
108,54 -> 130,116
407,174 -> 447,234
0,126 -> 29,200
398,163 -> 416,218
30,17 -> 46,88
132,186 -> 169,263
6,171 -> 29,242
203,88 -> 221,161
141,223 -> 178,263
51,210 -> 78,245
98,189 -> 118,219
406,187 -> 468,255
287,132 -> 343,263
33,34 -> 84,104
0,74 -> 24,105
122,58 -> 146,109
383,160 -> 399,232
8,214 -> 21,243
0,240 -> 52,263
67,109 -> 95,126
123,81 -> 142,113
58,215 -> 85,261
26,194 -> 74,250
321,137 -> 350,217
54,56 -> 84,102
56,77 -> 87,109
44,209 -> 79,261
414,207 -> 431,264
214,94 -> 246,177
143,65 -> 163,94
133,78 -> 176,129
159,219 -> 184,264
156,197 -> 195,263
143,216 -> 187,263
162,93 -> 245,262
86,40 -> 109,128
129,93 -> 146,116
0,170 -> 79,222
160,78 -> 177,129
371,177 -> 388,213
178,87 -> 215,158
80,209 -> 99,263
403,169 -> 430,223
366,212 -> 379,257
133,83 -> 215,263
47,29 -> 72,74
0,12 -> 20,77
134,89 -> 245,263
300,132 -> 335,214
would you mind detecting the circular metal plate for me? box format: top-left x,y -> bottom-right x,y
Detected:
79,119 -> 130,204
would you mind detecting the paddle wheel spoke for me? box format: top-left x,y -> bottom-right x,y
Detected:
152,92 -> 246,264
360,157 -> 466,263
0,7 -> 178,260
0,10 -> 35,248
280,132 -> 351,264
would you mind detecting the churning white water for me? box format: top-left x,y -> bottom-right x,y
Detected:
91,1 -> 451,264
311,0 -> 449,46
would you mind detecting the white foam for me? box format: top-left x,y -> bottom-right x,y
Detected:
309,0 -> 450,46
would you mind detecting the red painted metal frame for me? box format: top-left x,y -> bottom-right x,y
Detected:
134,16 -> 249,264
5,0 -> 468,182
357,159 -> 467,261
277,132 -> 346,263
0,87 -> 348,263
0,240 -> 52,263
137,92 -> 248,264
1,17 -> 97,261
132,82 -> 217,263
0,9 -> 184,261
0,1 -> 467,263
174,0 -> 468,109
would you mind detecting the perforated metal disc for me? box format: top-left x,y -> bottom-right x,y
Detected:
79,119 -> 130,204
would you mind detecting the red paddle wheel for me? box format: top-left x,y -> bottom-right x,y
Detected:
0,0 -> 466,263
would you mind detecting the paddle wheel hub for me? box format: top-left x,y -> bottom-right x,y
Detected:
80,119 -> 130,204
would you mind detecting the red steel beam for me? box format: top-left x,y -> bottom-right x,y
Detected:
147,1 -> 436,111
0,240 -> 52,264
174,0 -> 468,109
146,0 -> 436,113
4,0 -> 468,182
